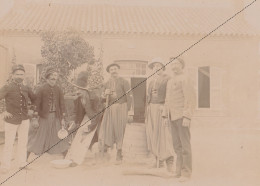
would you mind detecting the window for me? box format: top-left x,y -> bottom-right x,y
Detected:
187,66 -> 224,111
198,66 -> 210,108
114,60 -> 147,76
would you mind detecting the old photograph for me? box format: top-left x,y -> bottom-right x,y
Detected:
0,0 -> 260,185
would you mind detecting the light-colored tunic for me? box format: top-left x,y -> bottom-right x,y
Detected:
165,73 -> 196,121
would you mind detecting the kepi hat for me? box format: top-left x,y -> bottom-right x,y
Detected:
106,63 -> 120,72
170,57 -> 185,68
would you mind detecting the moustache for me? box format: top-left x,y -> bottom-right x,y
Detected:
50,78 -> 57,81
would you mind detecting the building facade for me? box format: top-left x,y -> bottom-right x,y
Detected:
0,1 -> 260,129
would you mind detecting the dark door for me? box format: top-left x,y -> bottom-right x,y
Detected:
131,77 -> 146,123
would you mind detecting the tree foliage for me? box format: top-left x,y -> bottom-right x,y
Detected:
39,31 -> 95,93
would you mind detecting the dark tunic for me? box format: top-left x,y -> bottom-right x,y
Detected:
28,83 -> 69,155
103,77 -> 131,109
35,83 -> 66,120
0,82 -> 36,124
71,90 -> 104,149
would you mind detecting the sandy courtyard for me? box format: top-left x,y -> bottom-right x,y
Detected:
0,126 -> 260,186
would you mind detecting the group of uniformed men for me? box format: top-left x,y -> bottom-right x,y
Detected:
0,57 -> 195,182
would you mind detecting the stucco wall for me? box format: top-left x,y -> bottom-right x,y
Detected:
1,33 -> 260,125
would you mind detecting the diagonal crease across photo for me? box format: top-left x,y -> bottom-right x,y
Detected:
0,0 -> 257,185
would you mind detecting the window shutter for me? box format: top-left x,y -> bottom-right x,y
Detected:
186,67 -> 198,109
210,67 -> 224,110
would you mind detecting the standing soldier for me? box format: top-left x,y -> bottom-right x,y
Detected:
28,67 -> 70,156
146,57 -> 174,172
98,63 -> 131,164
164,58 -> 196,182
0,64 -> 35,173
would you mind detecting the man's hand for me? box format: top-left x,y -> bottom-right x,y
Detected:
182,117 -> 191,127
161,105 -> 168,118
104,89 -> 111,95
28,109 -> 34,118
2,111 -> 13,119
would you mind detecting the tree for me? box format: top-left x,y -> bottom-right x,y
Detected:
39,31 -> 95,93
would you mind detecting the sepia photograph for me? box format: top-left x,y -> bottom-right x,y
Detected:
0,0 -> 260,185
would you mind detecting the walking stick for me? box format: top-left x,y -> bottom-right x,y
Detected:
156,117 -> 162,168
100,94 -> 110,160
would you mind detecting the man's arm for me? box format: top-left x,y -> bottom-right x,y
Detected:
34,86 -> 43,115
28,87 -> 37,105
59,86 -> 66,118
0,84 -> 8,100
182,75 -> 196,120
162,79 -> 172,118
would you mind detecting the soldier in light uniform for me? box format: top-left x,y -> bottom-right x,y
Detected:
164,58 -> 196,182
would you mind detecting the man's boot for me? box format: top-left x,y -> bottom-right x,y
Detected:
158,159 -> 164,168
166,156 -> 174,173
115,149 -> 123,164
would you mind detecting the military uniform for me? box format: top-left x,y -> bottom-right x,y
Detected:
28,83 -> 70,155
0,64 -> 36,171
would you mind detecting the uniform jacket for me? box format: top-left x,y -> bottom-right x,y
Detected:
165,73 -> 196,121
35,83 -> 65,120
0,81 -> 36,124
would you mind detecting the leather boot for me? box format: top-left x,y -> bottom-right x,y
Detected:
115,149 -> 123,164
166,156 -> 174,173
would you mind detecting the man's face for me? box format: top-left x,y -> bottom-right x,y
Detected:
171,61 -> 183,74
109,66 -> 119,77
12,70 -> 25,83
47,72 -> 59,86
152,62 -> 164,75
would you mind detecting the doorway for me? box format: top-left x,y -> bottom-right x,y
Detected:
131,77 -> 146,123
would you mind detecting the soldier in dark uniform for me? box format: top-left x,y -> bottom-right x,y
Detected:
65,71 -> 104,166
0,64 -> 36,173
28,67 -> 70,156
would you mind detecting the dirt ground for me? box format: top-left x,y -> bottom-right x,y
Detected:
0,127 -> 260,186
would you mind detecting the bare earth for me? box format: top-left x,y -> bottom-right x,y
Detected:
0,127 -> 260,186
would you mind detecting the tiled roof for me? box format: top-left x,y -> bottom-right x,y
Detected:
0,3 -> 258,36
